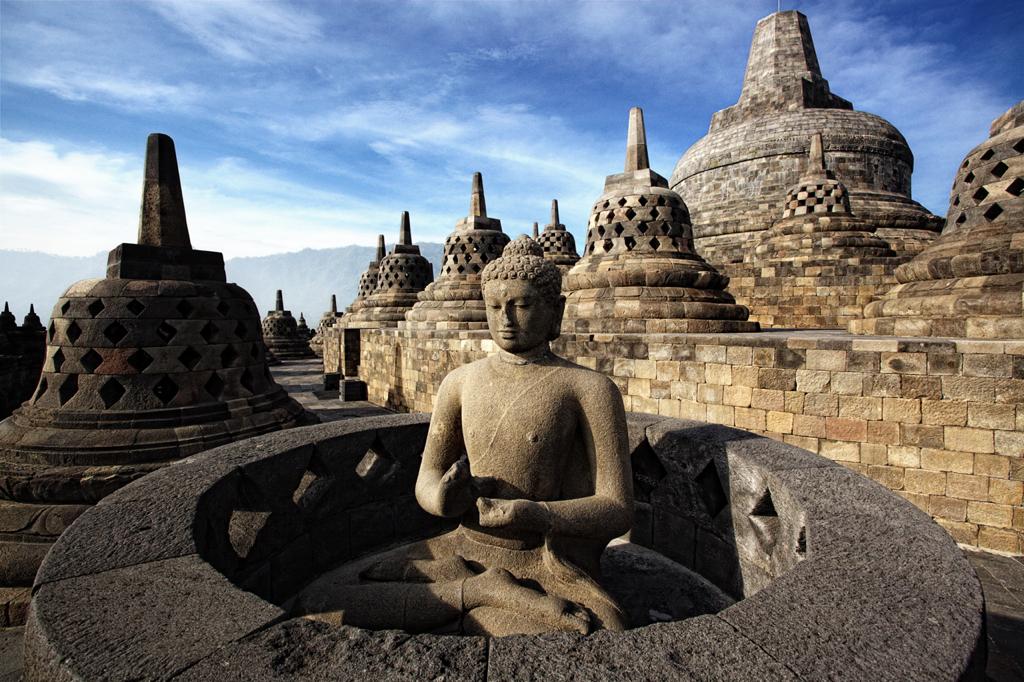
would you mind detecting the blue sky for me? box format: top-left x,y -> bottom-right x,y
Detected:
1,0 -> 1021,258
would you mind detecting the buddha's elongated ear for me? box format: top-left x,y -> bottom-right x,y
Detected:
548,295 -> 566,341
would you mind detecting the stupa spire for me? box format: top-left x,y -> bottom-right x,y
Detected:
399,211 -> 412,245
470,172 -> 487,217
742,11 -> 822,90
330,294 -> 337,314
275,290 -> 284,312
550,199 -> 561,226
532,222 -> 539,238
137,133 -> 191,249
808,132 -> 825,171
625,107 -> 650,172
376,234 -> 386,261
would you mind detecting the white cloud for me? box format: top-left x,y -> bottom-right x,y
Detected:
147,0 -> 325,63
13,65 -> 202,111
0,137 -> 449,258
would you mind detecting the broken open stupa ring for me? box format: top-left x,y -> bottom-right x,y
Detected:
24,413 -> 984,680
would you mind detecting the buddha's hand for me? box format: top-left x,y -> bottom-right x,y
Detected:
437,457 -> 498,517
477,497 -> 551,533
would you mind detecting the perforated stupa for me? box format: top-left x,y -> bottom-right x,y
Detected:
727,133 -> 908,329
563,108 -> 758,334
346,235 -> 386,315
536,199 -> 580,271
403,173 -> 510,331
309,295 -> 342,358
854,100 -> 1024,339
344,212 -> 434,327
0,134 -> 309,608
262,290 -> 316,359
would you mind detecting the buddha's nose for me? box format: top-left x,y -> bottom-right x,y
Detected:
501,306 -> 516,327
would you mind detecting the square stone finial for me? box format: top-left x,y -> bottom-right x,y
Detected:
276,290 -> 285,312
395,211 -> 423,254
551,199 -> 560,226
470,172 -> 487,218
625,107 -> 650,172
137,133 -> 191,249
808,132 -> 825,171
376,234 -> 387,261
399,211 -> 412,246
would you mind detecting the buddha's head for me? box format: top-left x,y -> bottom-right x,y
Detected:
481,236 -> 565,355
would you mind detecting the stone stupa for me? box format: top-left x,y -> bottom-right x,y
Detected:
0,304 -> 46,421
671,10 -> 941,267
309,295 -> 342,358
563,107 -> 758,334
536,199 -> 580,271
0,133 -> 310,619
727,133 -> 908,329
346,235 -> 386,315
403,173 -> 510,331
261,290 -> 316,359
854,100 -> 1024,339
297,313 -> 312,340
344,212 -> 434,328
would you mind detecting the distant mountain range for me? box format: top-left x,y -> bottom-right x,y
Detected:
0,244 -> 446,325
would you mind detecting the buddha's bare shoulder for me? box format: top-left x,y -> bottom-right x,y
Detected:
436,362 -> 475,396
548,355 -> 620,396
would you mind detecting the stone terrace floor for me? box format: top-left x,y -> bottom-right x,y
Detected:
271,358 -> 393,422
0,359 -> 1019,680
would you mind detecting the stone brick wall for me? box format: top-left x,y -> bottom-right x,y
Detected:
360,328 -> 1024,554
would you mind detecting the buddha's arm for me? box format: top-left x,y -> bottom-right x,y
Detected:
542,377 -> 633,539
415,369 -> 473,518
478,375 -> 633,541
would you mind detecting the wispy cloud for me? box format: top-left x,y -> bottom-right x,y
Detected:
0,0 -> 1019,258
0,137 -> 449,257
147,0 -> 325,63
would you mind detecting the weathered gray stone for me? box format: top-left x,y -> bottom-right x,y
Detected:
671,11 -> 942,268
563,108 -> 758,335
25,555 -> 283,681
0,134 -> 309,613
22,412 -> 986,680
855,100 -> 1024,339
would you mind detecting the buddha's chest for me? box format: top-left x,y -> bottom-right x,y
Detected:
460,367 -> 579,497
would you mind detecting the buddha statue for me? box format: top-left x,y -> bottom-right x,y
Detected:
293,237 -> 633,636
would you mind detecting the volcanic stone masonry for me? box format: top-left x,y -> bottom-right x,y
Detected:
0,304 -> 45,420
536,199 -> 580,271
323,212 -> 435,400
671,10 -> 942,271
0,133 -> 310,624
343,211 -> 434,329
727,133 -> 909,329
854,100 -> 1024,340
403,173 -> 510,331
345,234 -> 386,315
562,106 -> 758,334
261,289 -> 317,359
352,106 -> 1022,555
309,294 -> 341,358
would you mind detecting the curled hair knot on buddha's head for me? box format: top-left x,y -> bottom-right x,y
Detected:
481,236 -> 562,304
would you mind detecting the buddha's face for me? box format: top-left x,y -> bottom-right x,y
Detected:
484,279 -> 564,354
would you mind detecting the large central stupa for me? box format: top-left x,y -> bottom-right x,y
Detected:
671,10 -> 942,266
